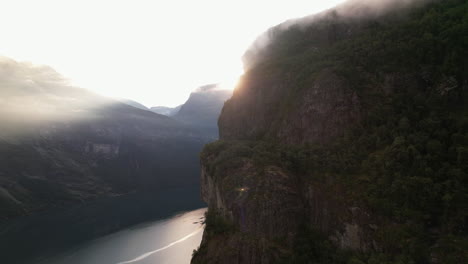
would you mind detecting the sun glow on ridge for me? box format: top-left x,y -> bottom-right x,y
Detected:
0,0 -> 345,107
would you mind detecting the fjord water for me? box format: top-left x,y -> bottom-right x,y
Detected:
0,187 -> 205,264
41,208 -> 206,264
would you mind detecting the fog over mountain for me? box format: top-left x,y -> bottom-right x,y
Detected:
1,0 -> 465,263
173,84 -> 232,139
150,105 -> 182,116
193,0 -> 467,263
0,57 -> 206,220
0,57 -> 110,127
243,0 -> 434,69
119,99 -> 150,111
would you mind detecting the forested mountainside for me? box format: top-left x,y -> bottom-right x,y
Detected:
192,0 -> 467,263
0,57 -> 205,220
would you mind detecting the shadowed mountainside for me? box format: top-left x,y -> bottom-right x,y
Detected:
173,84 -> 232,139
119,99 -> 150,111
193,0 -> 467,263
0,57 -> 206,220
150,105 -> 182,116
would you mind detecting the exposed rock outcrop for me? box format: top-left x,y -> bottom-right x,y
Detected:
193,145 -> 378,263
219,69 -> 361,144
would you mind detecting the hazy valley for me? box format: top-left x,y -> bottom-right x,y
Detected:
1,0 -> 467,264
0,58 -> 229,263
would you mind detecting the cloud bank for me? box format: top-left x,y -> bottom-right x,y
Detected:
0,57 -> 113,137
243,0 -> 436,69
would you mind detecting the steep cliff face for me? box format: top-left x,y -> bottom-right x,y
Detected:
219,69 -> 362,144
194,0 -> 467,263
193,142 -> 379,264
196,147 -> 303,263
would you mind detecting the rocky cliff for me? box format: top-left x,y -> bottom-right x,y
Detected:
194,142 -> 380,264
219,69 -> 361,144
193,0 -> 467,263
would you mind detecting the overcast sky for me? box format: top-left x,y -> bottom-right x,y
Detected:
0,0 -> 344,107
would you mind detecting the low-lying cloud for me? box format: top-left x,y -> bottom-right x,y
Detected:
0,56 -> 113,138
243,0 -> 436,69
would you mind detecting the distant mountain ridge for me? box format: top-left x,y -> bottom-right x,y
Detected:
118,99 -> 150,111
150,105 -> 182,116
173,84 -> 232,139
0,57 -> 206,220
148,84 -> 232,139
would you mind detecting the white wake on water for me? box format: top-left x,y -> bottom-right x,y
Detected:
115,227 -> 203,264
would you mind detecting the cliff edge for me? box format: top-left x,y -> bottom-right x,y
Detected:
193,0 -> 467,263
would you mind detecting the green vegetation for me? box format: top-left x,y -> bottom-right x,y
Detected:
248,0 -> 468,136
279,225 -> 351,264
260,1 -> 467,262
202,0 -> 468,263
204,209 -> 236,235
201,140 -> 254,179
253,0 -> 467,86
191,209 -> 236,261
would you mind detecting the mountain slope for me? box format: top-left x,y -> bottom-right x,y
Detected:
119,99 -> 150,111
0,57 -> 205,220
174,84 -> 232,139
193,0 -> 467,263
150,105 -> 182,116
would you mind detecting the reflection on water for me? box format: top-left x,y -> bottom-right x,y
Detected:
0,187 -> 205,264
116,227 -> 203,264
41,208 -> 206,264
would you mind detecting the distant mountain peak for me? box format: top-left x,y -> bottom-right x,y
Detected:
195,84 -> 220,93
150,105 -> 182,116
174,85 -> 232,139
118,99 -> 150,111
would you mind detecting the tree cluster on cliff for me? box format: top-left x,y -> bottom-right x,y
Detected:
197,0 -> 467,263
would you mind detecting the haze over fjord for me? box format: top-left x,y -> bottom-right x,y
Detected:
0,0 -> 344,107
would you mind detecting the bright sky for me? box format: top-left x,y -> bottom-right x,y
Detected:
0,0 -> 344,107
